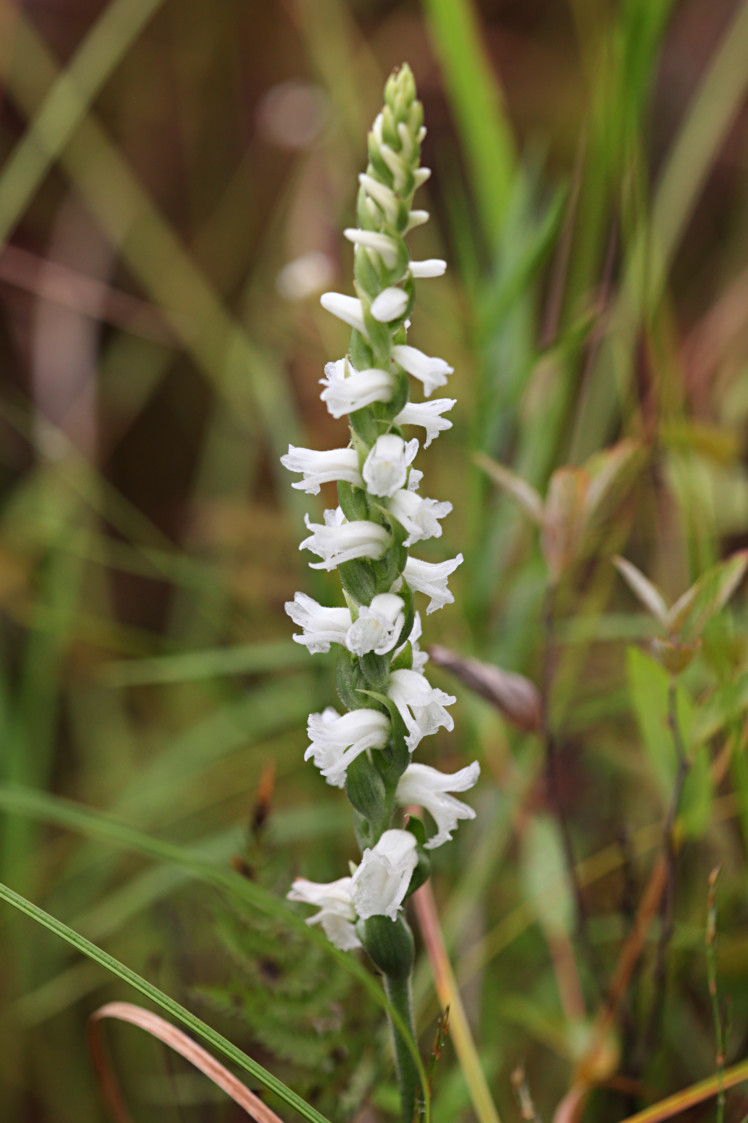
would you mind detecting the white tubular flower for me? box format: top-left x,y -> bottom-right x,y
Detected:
320,359 -> 393,418
388,488 -> 452,546
402,553 -> 463,614
351,829 -> 418,920
346,593 -> 405,656
379,143 -> 408,191
363,435 -> 419,498
359,173 -> 399,225
287,876 -> 362,950
395,762 -> 480,849
306,707 -> 390,787
409,258 -> 446,278
320,292 -> 367,335
387,668 -> 456,751
392,344 -> 453,396
285,592 -> 352,653
281,445 -> 361,494
406,209 -> 429,231
301,513 -> 390,571
371,287 -> 409,323
343,229 -> 399,269
394,398 -> 455,448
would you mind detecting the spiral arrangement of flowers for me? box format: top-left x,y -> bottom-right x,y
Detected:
282,64 -> 479,1119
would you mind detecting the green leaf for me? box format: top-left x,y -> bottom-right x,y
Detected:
666,551 -> 748,640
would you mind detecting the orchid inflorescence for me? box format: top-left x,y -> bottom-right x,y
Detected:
281,64 -> 479,1116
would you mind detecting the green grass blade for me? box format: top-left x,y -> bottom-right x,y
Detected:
423,0 -> 516,247
0,880 -> 332,1123
0,783 -> 431,1114
0,0 -> 165,243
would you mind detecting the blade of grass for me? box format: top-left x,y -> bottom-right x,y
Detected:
0,0 -> 166,244
3,14 -> 303,496
0,880 -> 332,1123
0,782 -> 431,1114
422,0 -> 516,249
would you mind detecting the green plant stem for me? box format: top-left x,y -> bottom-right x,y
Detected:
706,871 -> 726,1123
637,679 -> 690,1066
384,970 -> 422,1122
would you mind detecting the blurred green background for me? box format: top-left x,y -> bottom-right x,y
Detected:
2,1 -> 748,1121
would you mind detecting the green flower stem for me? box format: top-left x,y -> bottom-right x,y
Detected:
385,971 -> 422,1122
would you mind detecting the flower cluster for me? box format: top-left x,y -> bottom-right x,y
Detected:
283,66 -> 479,956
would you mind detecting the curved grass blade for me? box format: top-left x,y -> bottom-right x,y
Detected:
0,782 -> 430,1118
0,880 -> 330,1123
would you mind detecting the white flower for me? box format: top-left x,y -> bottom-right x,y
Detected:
388,488 -> 452,546
362,435 -> 418,498
394,398 -> 455,447
370,287 -> 409,323
409,259 -> 446,278
351,829 -> 418,920
346,593 -> 405,656
343,229 -> 399,269
392,344 -> 453,396
320,359 -> 393,418
406,209 -> 429,231
306,707 -> 390,787
281,445 -> 361,494
300,513 -> 390,571
285,592 -> 352,653
396,762 -> 480,849
379,144 -> 408,191
287,876 -> 361,950
387,668 -> 456,751
401,553 -> 463,614
320,292 -> 367,335
358,173 -> 399,225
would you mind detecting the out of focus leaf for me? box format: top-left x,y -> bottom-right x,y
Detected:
614,557 -> 669,625
521,816 -> 574,940
666,551 -> 748,639
429,645 -> 541,732
542,468 -> 588,582
475,454 -> 544,525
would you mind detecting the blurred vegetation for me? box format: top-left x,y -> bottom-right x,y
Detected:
2,1 -> 748,1121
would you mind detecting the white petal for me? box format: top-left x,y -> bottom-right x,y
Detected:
392,344 -> 453,396
359,173 -> 398,224
285,592 -> 352,653
403,553 -> 463,614
406,210 -> 430,231
409,259 -> 446,278
370,287 -> 409,323
300,515 -> 390,571
396,762 -> 480,849
345,593 -> 405,656
281,445 -> 361,494
362,435 -> 418,498
388,489 -> 452,546
387,668 -> 456,751
287,876 -> 362,950
394,398 -> 455,447
320,359 -> 393,418
343,229 -> 399,269
351,829 -> 418,920
320,292 -> 367,334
